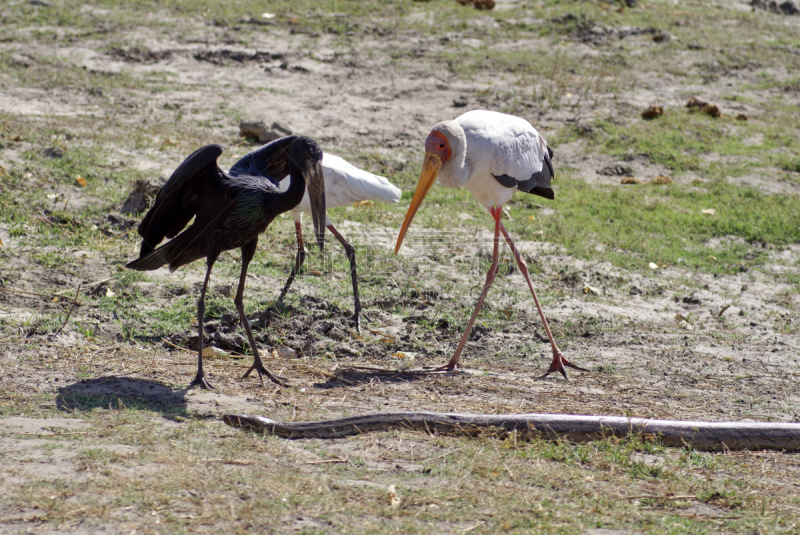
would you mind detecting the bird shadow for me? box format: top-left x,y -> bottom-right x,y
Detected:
311,366 -> 444,390
55,376 -> 197,422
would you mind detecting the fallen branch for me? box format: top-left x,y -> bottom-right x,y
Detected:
0,286 -> 80,304
57,283 -> 82,333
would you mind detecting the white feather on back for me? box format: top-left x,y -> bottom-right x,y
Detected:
455,110 -> 547,185
278,154 -> 401,223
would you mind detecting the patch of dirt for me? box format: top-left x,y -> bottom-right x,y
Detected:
1,1 -> 799,531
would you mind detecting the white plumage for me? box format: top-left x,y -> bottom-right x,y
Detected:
423,110 -> 552,209
395,110 -> 586,380
279,153 -> 401,224
275,152 -> 401,332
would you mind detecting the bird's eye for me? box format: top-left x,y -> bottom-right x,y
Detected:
439,143 -> 445,149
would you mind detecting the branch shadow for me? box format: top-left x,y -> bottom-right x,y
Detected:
55,376 -> 196,422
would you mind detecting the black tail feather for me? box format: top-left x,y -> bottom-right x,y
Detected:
127,237 -> 184,271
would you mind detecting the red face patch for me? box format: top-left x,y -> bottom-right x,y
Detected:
424,130 -> 451,165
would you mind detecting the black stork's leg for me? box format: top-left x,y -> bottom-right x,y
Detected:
278,221 -> 306,303
326,223 -> 362,334
498,222 -> 588,380
433,205 -> 503,372
238,239 -> 289,387
190,257 -> 217,389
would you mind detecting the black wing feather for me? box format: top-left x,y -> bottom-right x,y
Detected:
136,144 -> 224,256
493,151 -> 555,200
229,135 -> 299,181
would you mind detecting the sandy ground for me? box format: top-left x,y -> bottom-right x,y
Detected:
1,0 -> 799,532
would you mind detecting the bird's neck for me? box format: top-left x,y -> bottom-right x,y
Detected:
283,167 -> 307,208
439,123 -> 470,189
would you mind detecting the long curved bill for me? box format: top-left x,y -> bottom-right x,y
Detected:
306,160 -> 327,252
394,152 -> 441,254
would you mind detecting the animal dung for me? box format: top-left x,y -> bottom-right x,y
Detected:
736,113 -> 749,121
456,0 -> 495,9
650,175 -> 673,185
701,104 -> 721,117
686,97 -> 721,118
686,96 -> 709,109
620,177 -> 641,184
641,105 -> 663,119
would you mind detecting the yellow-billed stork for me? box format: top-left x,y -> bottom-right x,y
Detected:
394,110 -> 586,379
232,152 -> 401,332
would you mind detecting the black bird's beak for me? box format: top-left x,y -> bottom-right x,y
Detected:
306,160 -> 326,252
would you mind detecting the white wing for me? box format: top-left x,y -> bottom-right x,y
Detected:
281,153 -> 402,218
456,110 -> 548,183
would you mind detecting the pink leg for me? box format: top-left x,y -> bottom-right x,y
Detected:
436,206 -> 502,371
498,223 -> 587,380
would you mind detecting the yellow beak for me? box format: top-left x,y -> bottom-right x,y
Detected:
394,152 -> 442,254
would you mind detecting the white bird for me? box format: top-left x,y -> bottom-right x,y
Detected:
234,152 -> 401,332
395,110 -> 586,379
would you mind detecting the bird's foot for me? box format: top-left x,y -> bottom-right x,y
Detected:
422,360 -> 464,374
242,362 -> 290,387
189,374 -> 215,390
540,351 -> 588,381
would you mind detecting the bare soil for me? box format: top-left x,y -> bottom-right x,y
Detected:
1,0 -> 799,533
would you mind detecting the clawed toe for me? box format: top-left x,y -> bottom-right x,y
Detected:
540,352 -> 588,381
242,363 -> 290,387
189,375 -> 215,390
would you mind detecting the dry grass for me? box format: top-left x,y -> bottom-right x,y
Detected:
2,0 -> 800,532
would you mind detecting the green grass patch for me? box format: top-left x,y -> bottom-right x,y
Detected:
583,107 -> 800,177
521,178 -> 800,274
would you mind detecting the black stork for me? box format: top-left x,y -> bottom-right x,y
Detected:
126,136 -> 326,389
229,152 -> 401,333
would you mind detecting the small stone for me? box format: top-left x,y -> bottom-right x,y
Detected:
275,346 -> 298,359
